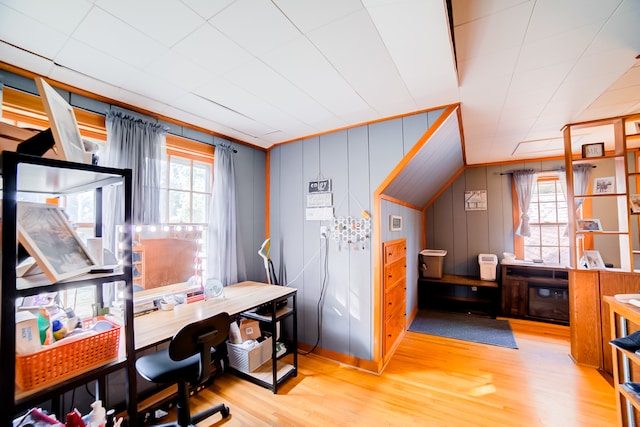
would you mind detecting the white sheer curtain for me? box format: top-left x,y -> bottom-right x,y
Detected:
207,143 -> 246,286
513,169 -> 538,237
572,163 -> 594,218
101,111 -> 166,253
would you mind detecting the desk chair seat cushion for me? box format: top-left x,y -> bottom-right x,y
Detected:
136,349 -> 202,385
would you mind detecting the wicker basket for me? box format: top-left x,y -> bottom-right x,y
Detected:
15,316 -> 120,391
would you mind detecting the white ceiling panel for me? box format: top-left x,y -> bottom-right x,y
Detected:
72,7 -> 166,69
209,0 -> 300,56
94,0 -> 203,47
181,0 -> 236,21
260,36 -> 369,116
0,0 -> 638,165
0,4 -> 70,59
0,0 -> 93,35
173,23 -> 253,75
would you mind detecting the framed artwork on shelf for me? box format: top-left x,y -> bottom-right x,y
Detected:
576,218 -> 602,232
630,194 -> 640,213
389,215 -> 403,231
593,176 -> 614,194
581,250 -> 606,270
17,202 -> 99,283
581,142 -> 605,158
35,77 -> 91,164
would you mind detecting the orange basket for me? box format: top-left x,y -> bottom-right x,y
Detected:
15,316 -> 121,391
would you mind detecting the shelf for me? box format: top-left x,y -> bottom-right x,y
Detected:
242,306 -> 294,323
15,269 -> 126,292
619,384 -> 640,412
573,192 -> 628,198
227,359 -> 296,389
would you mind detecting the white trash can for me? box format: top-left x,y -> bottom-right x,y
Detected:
478,253 -> 498,281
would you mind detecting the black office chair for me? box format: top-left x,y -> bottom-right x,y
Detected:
135,312 -> 231,426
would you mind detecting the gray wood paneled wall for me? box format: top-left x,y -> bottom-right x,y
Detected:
269,109 -> 444,361
425,159 -> 565,277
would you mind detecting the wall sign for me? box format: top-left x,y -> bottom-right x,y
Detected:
581,142 -> 605,158
308,179 -> 331,193
464,190 -> 487,211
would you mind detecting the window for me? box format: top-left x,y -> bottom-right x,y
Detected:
519,175 -> 569,265
160,148 -> 212,224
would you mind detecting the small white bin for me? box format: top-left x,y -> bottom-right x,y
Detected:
226,336 -> 272,373
478,253 -> 498,281
419,249 -> 447,279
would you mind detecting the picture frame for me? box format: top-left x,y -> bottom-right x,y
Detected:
576,218 -> 603,232
581,250 -> 606,270
593,176 -> 615,194
35,77 -> 90,164
630,194 -> 640,213
464,190 -> 487,211
17,202 -> 99,283
581,142 -> 605,158
389,215 -> 403,231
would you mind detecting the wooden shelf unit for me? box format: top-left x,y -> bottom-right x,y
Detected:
605,296 -> 640,426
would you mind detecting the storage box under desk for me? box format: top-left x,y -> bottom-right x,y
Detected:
226,336 -> 272,373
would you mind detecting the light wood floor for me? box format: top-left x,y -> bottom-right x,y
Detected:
168,318 -> 616,427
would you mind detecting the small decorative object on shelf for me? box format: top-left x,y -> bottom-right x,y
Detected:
630,194 -> 640,213
580,250 -> 606,270
593,176 -> 614,194
581,142 -> 605,158
576,218 -> 603,232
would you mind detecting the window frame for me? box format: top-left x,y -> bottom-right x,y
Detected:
512,173 -> 569,264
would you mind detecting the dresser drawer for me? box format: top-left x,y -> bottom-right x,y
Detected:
384,241 -> 406,265
384,259 -> 406,288
384,280 -> 406,321
384,312 -> 405,354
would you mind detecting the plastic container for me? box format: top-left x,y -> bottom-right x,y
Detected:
419,249 -> 447,279
478,253 -> 498,281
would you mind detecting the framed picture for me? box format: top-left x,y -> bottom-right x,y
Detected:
576,218 -> 602,232
464,190 -> 487,211
389,215 -> 403,231
581,250 -> 606,270
593,176 -> 615,194
630,194 -> 640,213
35,77 -> 90,164
581,142 -> 605,158
17,202 -> 99,283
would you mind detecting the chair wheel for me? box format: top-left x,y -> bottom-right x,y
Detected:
221,405 -> 230,418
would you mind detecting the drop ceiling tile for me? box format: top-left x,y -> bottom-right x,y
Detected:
452,0 -> 527,25
1,0 -> 93,35
307,9 -> 410,110
0,41 -> 54,77
143,50 -> 211,92
72,7 -> 166,69
173,23 -> 253,75
587,1 -> 640,55
224,58 -> 334,126
274,0 -> 362,33
181,0 -> 236,20
94,0 -> 203,47
259,36 -> 368,116
209,0 -> 300,56
0,4 -> 69,59
118,70 -> 188,105
453,2 -> 532,62
54,38 -> 137,88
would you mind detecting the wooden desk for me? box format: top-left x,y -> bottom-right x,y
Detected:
133,281 -> 294,350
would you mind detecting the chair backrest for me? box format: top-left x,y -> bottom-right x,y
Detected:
169,312 -> 230,385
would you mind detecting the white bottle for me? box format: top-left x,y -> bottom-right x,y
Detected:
89,400 -> 106,427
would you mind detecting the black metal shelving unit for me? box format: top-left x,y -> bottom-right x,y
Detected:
0,151 -> 137,425
228,292 -> 298,394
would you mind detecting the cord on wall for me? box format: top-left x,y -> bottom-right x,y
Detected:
301,236 -> 329,355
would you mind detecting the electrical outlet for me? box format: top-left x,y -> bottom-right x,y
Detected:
320,226 -> 328,238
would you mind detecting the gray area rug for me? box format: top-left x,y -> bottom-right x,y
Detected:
409,309 -> 518,349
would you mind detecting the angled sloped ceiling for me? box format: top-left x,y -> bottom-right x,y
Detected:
382,106 -> 464,208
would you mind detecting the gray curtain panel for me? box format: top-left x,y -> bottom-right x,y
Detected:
102,111 -> 166,253
207,143 -> 246,286
513,169 -> 538,237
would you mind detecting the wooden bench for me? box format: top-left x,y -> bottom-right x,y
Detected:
417,274 -> 500,316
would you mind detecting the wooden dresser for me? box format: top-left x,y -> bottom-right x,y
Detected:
383,238 -> 407,355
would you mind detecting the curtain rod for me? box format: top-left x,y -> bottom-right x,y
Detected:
499,165 -> 595,176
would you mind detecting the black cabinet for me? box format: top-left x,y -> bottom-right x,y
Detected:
501,263 -> 569,325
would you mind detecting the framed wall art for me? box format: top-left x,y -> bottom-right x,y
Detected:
464,190 -> 487,211
593,176 -> 614,194
17,202 -> 99,283
576,218 -> 602,233
389,215 -> 403,231
35,77 -> 91,164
